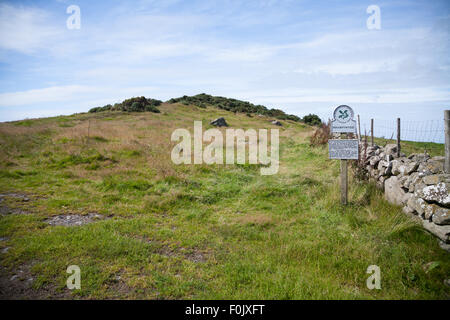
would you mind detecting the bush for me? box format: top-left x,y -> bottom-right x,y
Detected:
144,105 -> 160,113
166,93 -> 301,121
129,102 -> 143,112
88,96 -> 162,113
88,107 -> 101,113
309,122 -> 331,146
303,114 -> 322,126
351,140 -> 369,181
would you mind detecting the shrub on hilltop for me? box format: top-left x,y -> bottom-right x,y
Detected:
167,93 -> 301,122
89,96 -> 162,113
302,114 -> 322,126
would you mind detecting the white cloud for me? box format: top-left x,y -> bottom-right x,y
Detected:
0,85 -> 162,107
294,60 -> 400,76
234,87 -> 450,104
0,4 -> 61,54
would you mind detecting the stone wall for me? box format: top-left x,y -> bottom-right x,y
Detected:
362,143 -> 449,249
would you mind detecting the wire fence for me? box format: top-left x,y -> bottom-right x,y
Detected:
360,118 -> 445,144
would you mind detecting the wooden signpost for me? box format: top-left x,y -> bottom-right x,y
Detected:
329,105 -> 358,205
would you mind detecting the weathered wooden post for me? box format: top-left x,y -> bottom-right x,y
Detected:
445,110 -> 450,173
371,118 -> 374,146
357,115 -> 361,141
397,118 -> 401,158
86,119 -> 91,145
364,129 -> 368,147
329,105 -> 358,205
340,159 -> 348,205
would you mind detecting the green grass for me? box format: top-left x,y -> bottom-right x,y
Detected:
368,136 -> 444,157
0,104 -> 448,299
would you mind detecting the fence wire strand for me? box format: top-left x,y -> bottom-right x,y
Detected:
360,118 -> 445,144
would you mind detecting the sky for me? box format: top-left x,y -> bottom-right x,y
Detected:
0,0 -> 449,141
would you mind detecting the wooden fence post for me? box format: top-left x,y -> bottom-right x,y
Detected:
86,119 -> 91,145
357,115 -> 361,141
445,110 -> 450,173
371,119 -> 374,146
397,118 -> 401,158
364,129 -> 368,147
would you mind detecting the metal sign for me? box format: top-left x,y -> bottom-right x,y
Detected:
331,105 -> 357,134
329,139 -> 359,160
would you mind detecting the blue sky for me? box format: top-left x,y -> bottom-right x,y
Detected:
0,0 -> 449,140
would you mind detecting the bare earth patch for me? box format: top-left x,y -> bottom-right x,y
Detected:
0,192 -> 31,215
0,263 -> 71,300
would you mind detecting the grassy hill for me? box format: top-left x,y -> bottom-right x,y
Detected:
0,102 -> 448,299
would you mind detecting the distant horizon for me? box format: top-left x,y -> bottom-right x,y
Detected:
1,91 -> 446,144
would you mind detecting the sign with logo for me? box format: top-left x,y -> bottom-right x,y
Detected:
331,105 -> 357,134
329,139 -> 359,160
328,105 -> 359,205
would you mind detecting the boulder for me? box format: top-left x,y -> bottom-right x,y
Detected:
210,117 -> 228,127
414,181 -> 427,195
377,176 -> 387,190
418,157 -> 444,175
404,161 -> 419,175
385,144 -> 402,157
439,241 -> 450,253
402,172 -> 419,191
377,160 -> 385,171
369,156 -> 381,167
428,205 -> 450,225
422,220 -> 450,243
398,175 -> 409,188
402,205 -> 415,215
385,176 -> 408,206
364,149 -> 376,158
408,153 -> 430,163
391,160 -> 403,175
422,174 -> 450,185
392,159 -> 418,176
407,195 -> 426,216
377,160 -> 392,176
417,183 -> 450,208
432,156 -> 446,162
271,120 -> 282,126
423,204 -> 435,220
384,162 -> 393,176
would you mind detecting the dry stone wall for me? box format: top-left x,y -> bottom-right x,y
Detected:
362,143 -> 449,249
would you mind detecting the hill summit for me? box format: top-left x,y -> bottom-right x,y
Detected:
89,93 -> 302,122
